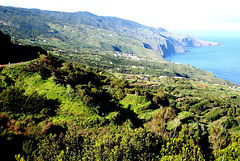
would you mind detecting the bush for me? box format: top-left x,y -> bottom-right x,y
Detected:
0,87 -> 59,116
221,117 -> 238,129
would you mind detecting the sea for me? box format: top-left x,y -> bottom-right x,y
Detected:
165,30 -> 240,85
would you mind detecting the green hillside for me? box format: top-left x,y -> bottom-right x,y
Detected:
0,6 -> 234,85
0,5 -> 219,58
0,5 -> 162,59
0,32 -> 240,160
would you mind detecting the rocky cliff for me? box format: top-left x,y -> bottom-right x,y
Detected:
155,35 -> 220,57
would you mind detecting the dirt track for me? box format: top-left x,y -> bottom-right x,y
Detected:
0,61 -> 30,68
194,84 -> 209,88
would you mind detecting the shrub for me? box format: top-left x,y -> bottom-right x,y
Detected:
0,87 -> 59,116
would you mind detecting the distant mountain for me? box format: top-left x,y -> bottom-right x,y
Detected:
0,5 -> 219,59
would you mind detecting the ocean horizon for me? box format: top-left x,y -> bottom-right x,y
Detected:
166,30 -> 240,85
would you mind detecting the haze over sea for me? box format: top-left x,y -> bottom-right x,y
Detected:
166,30 -> 240,85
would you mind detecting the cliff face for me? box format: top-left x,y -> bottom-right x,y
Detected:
141,34 -> 220,58
158,40 -> 179,57
156,35 -> 220,57
180,36 -> 220,47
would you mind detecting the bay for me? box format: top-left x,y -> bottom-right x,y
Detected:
165,31 -> 240,85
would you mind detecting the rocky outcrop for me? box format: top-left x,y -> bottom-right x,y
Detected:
180,36 -> 220,47
147,34 -> 220,58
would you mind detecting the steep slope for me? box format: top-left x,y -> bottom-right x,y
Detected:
0,5 -> 219,59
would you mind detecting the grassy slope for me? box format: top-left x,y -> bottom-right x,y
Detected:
2,54 -> 239,127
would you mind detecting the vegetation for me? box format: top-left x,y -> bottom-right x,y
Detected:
0,44 -> 240,160
0,7 -> 240,160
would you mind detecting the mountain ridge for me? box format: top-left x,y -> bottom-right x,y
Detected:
0,5 -> 219,58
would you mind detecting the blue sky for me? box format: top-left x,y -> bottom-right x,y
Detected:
1,0 -> 240,33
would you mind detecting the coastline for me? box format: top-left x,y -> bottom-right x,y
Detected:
165,34 -> 240,85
